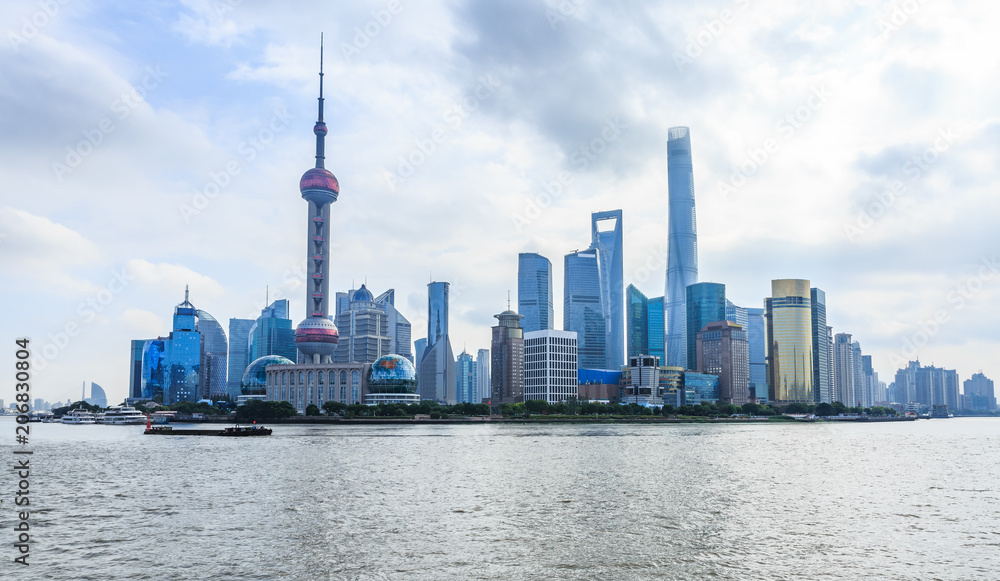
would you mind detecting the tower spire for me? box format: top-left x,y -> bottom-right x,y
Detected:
314,33 -> 327,169
185,285 -> 189,303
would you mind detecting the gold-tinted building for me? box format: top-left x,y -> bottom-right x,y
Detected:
765,279 -> 814,405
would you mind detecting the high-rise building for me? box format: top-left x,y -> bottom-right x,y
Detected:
524,329 -> 578,404
456,350 -> 476,404
591,210 -> 624,369
419,281 -> 456,404
647,296 -> 665,363
893,360 -> 919,403
292,42 -> 341,365
765,279 -> 814,405
685,282 -> 726,371
564,249 -> 606,369
696,320 -> 749,405
747,307 -> 767,402
475,348 -> 490,404
373,289 -> 413,362
163,288 -> 201,404
664,126 -> 699,369
852,341 -> 865,407
129,339 -> 149,399
195,309 -> 228,399
518,253 -> 554,333
490,309 -> 525,405
826,326 -> 834,404
250,300 -> 297,363
964,372 -> 996,410
833,333 -> 855,405
810,288 -> 832,404
334,285 -> 392,364
414,338 -> 427,366
626,284 -> 648,359
227,318 -> 255,399
724,299 -> 750,402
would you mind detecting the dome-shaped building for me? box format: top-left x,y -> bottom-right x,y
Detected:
364,354 -> 420,405
241,355 -> 294,396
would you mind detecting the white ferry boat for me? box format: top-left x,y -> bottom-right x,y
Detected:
61,409 -> 97,424
98,406 -> 148,425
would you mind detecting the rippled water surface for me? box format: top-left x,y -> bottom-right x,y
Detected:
2,417 -> 999,580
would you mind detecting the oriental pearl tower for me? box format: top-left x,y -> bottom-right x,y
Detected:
294,36 -> 341,364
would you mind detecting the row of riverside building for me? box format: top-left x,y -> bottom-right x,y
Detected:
122,57 -> 995,415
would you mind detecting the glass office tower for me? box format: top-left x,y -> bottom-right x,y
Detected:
195,309 -> 228,399
518,253 -> 554,333
591,210 -> 624,369
626,284 -> 648,359
746,307 -> 768,402
685,282 -> 726,371
164,292 -> 201,404
564,249 -> 607,369
810,287 -> 832,404
765,279 -> 814,405
647,296 -> 665,364
664,127 -> 699,369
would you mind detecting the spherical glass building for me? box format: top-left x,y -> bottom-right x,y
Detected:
365,354 -> 420,405
241,355 -> 294,396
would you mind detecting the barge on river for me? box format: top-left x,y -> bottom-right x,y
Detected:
143,425 -> 272,437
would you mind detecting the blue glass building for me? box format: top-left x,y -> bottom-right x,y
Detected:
141,339 -> 166,400
518,252 -> 554,333
684,372 -> 719,403
250,299 -> 297,363
811,287 -> 832,404
626,284 -> 648,359
164,292 -> 201,404
456,350 -> 476,404
746,307 -> 768,402
647,296 -> 665,363
195,309 -> 228,399
564,249 -> 606,369
685,282 -> 726,371
419,282 -> 455,404
665,127 -> 699,369
227,317 -> 255,399
591,210 -> 624,369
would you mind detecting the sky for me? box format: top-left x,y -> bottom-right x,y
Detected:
1,0 -> 998,406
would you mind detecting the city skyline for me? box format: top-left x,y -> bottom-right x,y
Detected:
3,2 -> 1000,406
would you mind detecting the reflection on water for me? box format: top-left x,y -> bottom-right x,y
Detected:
3,417 -> 999,580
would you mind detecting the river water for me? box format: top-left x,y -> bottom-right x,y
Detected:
1,417 -> 998,580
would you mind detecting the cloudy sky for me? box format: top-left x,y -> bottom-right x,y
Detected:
2,0 -> 998,406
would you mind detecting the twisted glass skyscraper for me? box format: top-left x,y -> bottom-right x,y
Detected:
664,127 -> 699,369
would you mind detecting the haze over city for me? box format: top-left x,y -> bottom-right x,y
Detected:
2,0 -> 999,406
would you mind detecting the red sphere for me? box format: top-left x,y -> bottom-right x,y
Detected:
299,167 -> 340,195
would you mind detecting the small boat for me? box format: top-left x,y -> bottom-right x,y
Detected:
61,409 -> 97,424
98,406 -> 148,425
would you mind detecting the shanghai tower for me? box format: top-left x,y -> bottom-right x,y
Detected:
294,36 -> 341,364
664,127 -> 698,369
